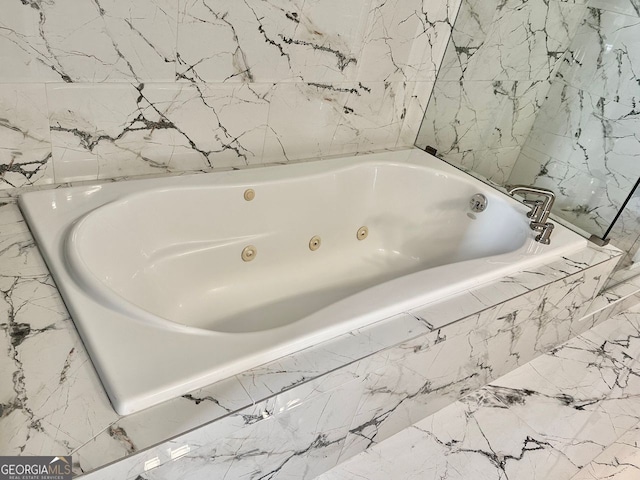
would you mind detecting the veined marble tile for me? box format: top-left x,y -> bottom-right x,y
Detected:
488,80 -> 551,149
436,0 -> 503,81
549,258 -> 612,324
0,202 -> 120,466
505,7 -> 640,250
73,311 -> 428,475
468,288 -> 556,374
579,309 -> 640,365
0,278 -> 117,463
0,84 -> 53,189
409,290 -> 489,330
397,81 -> 435,146
128,378 -> 364,480
558,8 -> 640,107
570,422 -> 640,480
409,0 -> 461,82
176,0 -> 368,83
588,275 -> 640,315
487,329 -> 640,469
521,86 -> 593,163
474,256 -> 614,372
438,0 -> 585,82
0,203 -> 50,278
339,255 -> 618,463
0,0 -> 177,83
48,83 -> 173,178
77,404 -> 255,479
320,389 -> 578,480
525,83 -> 640,195
587,0 -> 640,17
607,189 -> 640,270
338,306 -> 502,462
444,147 -> 522,184
261,83 -> 346,163
73,375 -> 253,475
508,145 -> 617,237
0,4 -> 62,83
416,80 -> 503,155
362,0 -> 461,83
417,79 -> 549,156
568,259 -> 624,334
332,82 -> 406,155
73,348 -> 367,478
343,288 -> 556,461
47,82 -> 271,180
509,81 -> 640,238
356,0 -> 424,82
235,313 -> 429,404
322,311 -> 640,480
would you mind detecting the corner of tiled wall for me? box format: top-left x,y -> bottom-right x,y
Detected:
416,0 -> 588,184
0,0 -> 461,190
507,2 -> 640,250
415,0 -> 640,273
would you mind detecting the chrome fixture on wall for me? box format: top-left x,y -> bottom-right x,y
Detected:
507,185 -> 556,245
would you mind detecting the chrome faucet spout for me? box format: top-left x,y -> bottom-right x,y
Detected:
507,184 -> 555,225
507,185 -> 556,244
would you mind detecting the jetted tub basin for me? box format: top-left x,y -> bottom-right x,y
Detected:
19,148 -> 587,414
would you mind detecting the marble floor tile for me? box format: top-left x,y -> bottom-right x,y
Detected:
569,422 -> 640,480
319,389 -> 578,480
487,332 -> 640,469
320,309 -> 640,480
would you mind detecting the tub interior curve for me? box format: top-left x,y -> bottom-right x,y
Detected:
66,162 -> 529,333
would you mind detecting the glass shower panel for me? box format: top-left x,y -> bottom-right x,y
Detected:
416,0 -> 640,245
508,5 -> 640,239
604,180 -> 640,282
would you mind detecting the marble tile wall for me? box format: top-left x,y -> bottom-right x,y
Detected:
508,5 -> 640,242
416,0 -> 640,275
0,0 -> 460,189
415,0 -> 586,184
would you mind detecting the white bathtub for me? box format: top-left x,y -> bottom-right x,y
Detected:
19,148 -> 586,414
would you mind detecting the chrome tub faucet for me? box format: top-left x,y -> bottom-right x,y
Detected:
507,185 -> 556,245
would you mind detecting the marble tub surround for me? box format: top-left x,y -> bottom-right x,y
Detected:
19,148 -> 592,415
318,307 -> 640,480
586,275 -> 640,330
0,85 -> 54,188
415,0 -> 586,183
81,250 -> 619,480
318,390 -> 578,480
0,0 -> 462,189
0,183 -> 622,479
